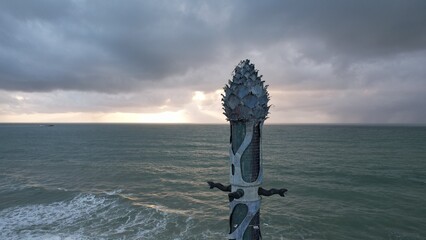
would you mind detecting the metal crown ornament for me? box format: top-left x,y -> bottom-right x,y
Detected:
222,59 -> 270,122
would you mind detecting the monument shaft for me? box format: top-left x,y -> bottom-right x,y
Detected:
208,59 -> 286,240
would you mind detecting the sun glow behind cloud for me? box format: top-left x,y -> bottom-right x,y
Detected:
109,111 -> 189,123
0,111 -> 189,123
0,90 -> 224,123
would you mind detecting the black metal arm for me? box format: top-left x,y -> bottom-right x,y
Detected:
228,189 -> 244,202
258,187 -> 287,197
207,181 -> 231,192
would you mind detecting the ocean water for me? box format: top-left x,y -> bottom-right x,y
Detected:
0,124 -> 425,240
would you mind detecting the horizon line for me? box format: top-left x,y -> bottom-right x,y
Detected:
0,122 -> 425,126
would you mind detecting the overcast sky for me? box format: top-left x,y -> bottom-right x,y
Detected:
1,0 -> 425,123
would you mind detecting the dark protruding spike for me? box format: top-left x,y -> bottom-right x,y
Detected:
258,187 -> 287,197
228,189 -> 244,202
207,181 -> 231,192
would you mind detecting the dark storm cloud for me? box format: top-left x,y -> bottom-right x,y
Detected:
237,0 -> 426,59
0,0 -> 426,123
0,0 -> 226,92
1,0 -> 425,92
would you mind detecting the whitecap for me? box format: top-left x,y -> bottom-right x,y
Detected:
0,193 -> 171,240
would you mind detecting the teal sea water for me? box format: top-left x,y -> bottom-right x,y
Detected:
0,124 -> 425,239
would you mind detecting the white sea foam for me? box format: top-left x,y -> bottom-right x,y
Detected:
0,193 -> 173,240
104,189 -> 123,195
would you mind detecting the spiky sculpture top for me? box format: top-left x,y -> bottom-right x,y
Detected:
222,59 -> 270,122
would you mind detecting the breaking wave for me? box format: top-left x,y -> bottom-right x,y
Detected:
0,192 -> 181,240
